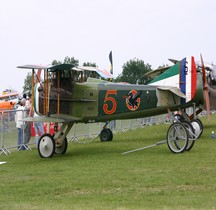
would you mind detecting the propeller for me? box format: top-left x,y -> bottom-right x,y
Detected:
200,54 -> 211,122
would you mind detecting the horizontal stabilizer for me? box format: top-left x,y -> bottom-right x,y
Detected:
168,58 -> 179,64
157,86 -> 186,98
144,66 -> 170,79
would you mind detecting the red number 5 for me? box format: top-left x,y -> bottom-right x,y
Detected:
103,90 -> 117,114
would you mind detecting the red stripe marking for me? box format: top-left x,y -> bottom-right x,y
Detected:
191,56 -> 197,99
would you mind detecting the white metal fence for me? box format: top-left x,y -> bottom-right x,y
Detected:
0,109 -> 172,155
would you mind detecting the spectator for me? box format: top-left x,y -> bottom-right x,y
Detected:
34,112 -> 45,147
15,98 -> 27,150
23,93 -> 27,100
24,94 -> 32,144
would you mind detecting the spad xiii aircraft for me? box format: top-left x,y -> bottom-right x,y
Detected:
17,55 -> 209,158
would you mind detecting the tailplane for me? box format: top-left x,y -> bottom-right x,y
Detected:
149,56 -> 197,104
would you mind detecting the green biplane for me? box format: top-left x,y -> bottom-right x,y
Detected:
17,55 -> 210,158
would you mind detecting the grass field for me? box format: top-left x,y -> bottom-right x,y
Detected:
1,114 -> 216,210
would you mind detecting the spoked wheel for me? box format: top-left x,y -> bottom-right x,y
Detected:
167,122 -> 188,153
38,134 -> 55,158
100,128 -> 113,142
174,113 -> 183,122
181,121 -> 195,151
55,137 -> 68,154
190,118 -> 203,139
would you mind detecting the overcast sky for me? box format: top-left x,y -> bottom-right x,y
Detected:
1,0 -> 216,93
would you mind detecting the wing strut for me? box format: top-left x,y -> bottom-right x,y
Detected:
31,68 -> 35,115
57,71 -> 60,115
44,69 -> 49,115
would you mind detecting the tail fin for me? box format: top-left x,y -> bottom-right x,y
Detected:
179,56 -> 197,104
149,56 -> 197,104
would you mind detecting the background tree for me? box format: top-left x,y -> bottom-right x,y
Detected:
22,72 -> 33,94
51,57 -> 97,67
83,62 -> 96,67
157,63 -> 170,69
115,58 -> 152,84
52,56 -> 79,66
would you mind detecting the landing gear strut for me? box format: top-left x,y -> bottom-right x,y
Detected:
38,122 -> 73,158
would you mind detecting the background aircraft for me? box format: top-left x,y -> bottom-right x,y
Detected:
0,89 -> 20,101
17,55 -> 209,158
0,89 -> 20,110
203,63 -> 216,110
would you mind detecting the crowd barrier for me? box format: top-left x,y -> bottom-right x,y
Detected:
0,109 -> 173,155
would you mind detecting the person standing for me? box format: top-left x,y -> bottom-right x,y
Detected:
15,98 -> 27,150
24,94 -> 32,144
33,112 -> 45,147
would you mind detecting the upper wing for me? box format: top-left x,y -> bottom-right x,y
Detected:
17,64 -> 49,69
73,66 -> 113,79
48,64 -> 75,71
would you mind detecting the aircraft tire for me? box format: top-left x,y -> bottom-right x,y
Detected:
38,134 -> 55,158
100,128 -> 113,142
167,122 -> 188,153
107,128 -> 113,141
181,121 -> 195,151
190,118 -> 203,139
55,137 -> 68,154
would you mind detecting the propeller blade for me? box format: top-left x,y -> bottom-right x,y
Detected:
200,54 -> 211,122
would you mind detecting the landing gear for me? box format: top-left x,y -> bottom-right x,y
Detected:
190,118 -> 203,139
38,134 -> 68,157
181,121 -> 195,151
55,137 -> 68,154
100,128 -> 113,142
167,122 -> 189,153
100,121 -> 114,142
38,122 -> 73,158
38,134 -> 55,158
167,106 -> 204,153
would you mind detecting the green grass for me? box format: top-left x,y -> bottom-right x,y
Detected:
1,115 -> 216,210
